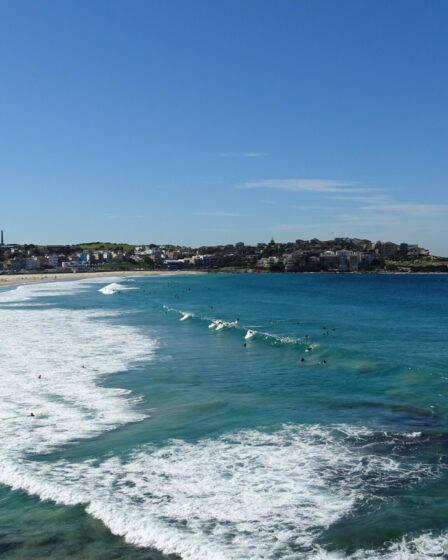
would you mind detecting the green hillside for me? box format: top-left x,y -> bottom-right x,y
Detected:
77,242 -> 136,251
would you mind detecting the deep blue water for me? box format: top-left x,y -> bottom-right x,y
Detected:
1,273 -> 448,559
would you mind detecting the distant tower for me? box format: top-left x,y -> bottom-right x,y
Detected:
0,230 -> 3,245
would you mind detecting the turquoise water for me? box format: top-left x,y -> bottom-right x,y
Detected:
1,273 -> 448,559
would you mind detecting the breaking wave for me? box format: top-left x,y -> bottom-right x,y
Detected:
164,307 -> 308,347
0,425 -> 441,560
99,282 -> 138,295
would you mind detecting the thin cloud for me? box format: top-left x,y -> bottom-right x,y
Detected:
331,195 -> 448,216
193,211 -> 243,217
241,178 -> 364,193
330,194 -> 390,204
359,202 -> 448,215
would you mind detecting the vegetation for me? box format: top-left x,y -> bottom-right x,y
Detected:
77,242 -> 136,251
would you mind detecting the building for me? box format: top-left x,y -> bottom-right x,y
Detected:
320,251 -> 339,270
25,257 -> 39,271
380,242 -> 399,259
48,254 -> 60,268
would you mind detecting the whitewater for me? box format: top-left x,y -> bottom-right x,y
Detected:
1,274 -> 448,559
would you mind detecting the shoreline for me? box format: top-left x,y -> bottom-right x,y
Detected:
1,268 -> 446,290
0,270 -> 204,289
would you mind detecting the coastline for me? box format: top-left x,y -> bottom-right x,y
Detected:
1,269 -> 446,290
0,270 -> 203,289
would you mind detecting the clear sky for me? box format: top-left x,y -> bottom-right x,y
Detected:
1,0 -> 447,254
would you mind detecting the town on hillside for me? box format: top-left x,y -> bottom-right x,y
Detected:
0,230 -> 446,274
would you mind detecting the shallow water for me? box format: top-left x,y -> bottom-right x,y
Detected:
1,273 -> 448,559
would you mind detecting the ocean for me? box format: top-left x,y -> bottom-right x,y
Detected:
1,273 -> 448,559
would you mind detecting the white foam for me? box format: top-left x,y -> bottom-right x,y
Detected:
0,281 -> 156,457
99,282 -> 138,295
180,312 -> 192,321
312,532 -> 448,559
0,420 -> 438,560
0,278 -> 108,303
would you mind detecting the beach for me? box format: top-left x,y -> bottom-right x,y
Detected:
0,270 -> 203,288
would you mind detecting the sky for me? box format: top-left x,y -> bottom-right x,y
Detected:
1,0 -> 447,255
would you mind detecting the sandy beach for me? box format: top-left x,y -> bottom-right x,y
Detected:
0,270 -> 203,288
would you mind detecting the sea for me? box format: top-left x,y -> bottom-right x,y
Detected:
1,272 -> 448,560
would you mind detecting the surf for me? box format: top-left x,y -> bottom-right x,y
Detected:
99,282 -> 138,295
165,307 -> 308,348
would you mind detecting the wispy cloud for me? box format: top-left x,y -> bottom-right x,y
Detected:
358,202 -> 448,215
193,211 -> 243,217
241,178 -> 364,193
220,152 -> 269,158
330,194 -> 389,204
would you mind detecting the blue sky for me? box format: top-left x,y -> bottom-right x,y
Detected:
1,0 -> 447,254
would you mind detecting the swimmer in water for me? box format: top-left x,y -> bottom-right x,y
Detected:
38,374 -> 42,379
30,412 -> 35,417
300,357 -> 305,363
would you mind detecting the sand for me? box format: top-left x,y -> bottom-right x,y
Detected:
0,270 -> 203,288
